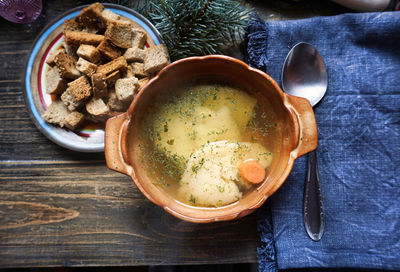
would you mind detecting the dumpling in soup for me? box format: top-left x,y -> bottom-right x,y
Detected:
178,141 -> 273,207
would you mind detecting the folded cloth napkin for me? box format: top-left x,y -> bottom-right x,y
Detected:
247,12 -> 400,271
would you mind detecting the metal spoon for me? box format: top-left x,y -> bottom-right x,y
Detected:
282,42 -> 327,241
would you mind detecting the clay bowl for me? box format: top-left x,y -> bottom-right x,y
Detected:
105,55 -> 318,223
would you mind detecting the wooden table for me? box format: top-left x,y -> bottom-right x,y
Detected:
0,0 -> 345,268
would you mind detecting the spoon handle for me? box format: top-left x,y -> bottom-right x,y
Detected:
303,149 -> 324,241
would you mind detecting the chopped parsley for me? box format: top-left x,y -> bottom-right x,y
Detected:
167,139 -> 174,145
191,158 -> 205,174
189,194 -> 196,205
217,185 -> 225,193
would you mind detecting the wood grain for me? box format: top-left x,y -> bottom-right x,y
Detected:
0,0 -> 345,268
0,160 -> 258,267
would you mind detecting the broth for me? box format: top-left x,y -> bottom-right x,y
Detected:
137,84 -> 281,207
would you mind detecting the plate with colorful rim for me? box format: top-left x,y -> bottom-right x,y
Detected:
24,3 -> 163,152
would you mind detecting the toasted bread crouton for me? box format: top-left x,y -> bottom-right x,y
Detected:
105,20 -> 132,49
65,111 -> 85,130
46,66 -> 68,95
97,39 -> 121,60
97,56 -> 127,75
101,9 -> 120,25
107,90 -> 130,112
54,51 -> 81,79
64,18 -> 82,32
115,77 -> 138,104
76,57 -> 97,77
123,65 -> 135,78
61,88 -> 83,111
64,18 -> 100,34
46,48 -> 65,66
65,31 -> 104,46
144,44 -> 169,74
91,72 -> 108,98
131,62 -> 149,78
68,76 -> 92,102
106,70 -> 120,87
138,77 -> 149,92
123,47 -> 145,63
131,28 -> 147,49
75,2 -> 105,31
42,100 -> 70,127
76,44 -> 101,63
83,2 -> 104,13
65,17 -> 100,34
61,39 -> 78,60
85,97 -> 110,122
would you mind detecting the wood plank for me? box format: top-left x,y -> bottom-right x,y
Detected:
0,161 -> 258,267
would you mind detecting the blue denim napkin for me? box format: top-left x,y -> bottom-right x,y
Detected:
247,12 -> 400,271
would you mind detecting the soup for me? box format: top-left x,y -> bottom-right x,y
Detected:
137,84 -> 281,207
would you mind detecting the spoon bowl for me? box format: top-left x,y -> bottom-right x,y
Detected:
282,42 -> 327,106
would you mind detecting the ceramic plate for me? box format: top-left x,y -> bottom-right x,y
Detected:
24,4 -> 163,152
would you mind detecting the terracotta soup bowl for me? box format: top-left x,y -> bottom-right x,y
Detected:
105,55 -> 318,223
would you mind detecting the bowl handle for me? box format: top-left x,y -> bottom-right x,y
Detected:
105,112 -> 130,175
286,95 -> 318,158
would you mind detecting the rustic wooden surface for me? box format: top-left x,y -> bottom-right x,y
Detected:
0,0 -> 346,268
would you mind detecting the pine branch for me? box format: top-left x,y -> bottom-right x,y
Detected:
103,0 -> 252,61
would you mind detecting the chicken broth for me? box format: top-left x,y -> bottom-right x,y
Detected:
137,84 -> 281,207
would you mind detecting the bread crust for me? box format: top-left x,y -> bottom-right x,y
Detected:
97,56 -> 127,75
115,77 -> 139,104
91,72 -> 108,98
132,62 -> 149,78
65,31 -> 104,46
144,44 -> 170,74
97,39 -> 121,60
105,70 -> 121,87
68,76 -> 92,102
42,100 -> 70,127
76,57 -> 97,77
75,2 -> 105,31
46,66 -> 68,95
104,21 -> 133,49
124,47 -> 145,63
54,51 -> 81,79
77,44 -> 101,64
65,111 -> 85,130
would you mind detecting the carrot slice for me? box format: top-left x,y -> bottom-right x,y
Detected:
239,160 -> 266,184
